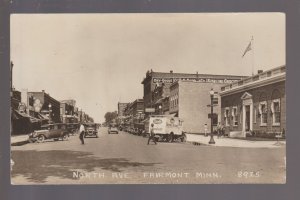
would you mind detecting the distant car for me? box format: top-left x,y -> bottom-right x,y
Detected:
84,123 -> 98,138
108,126 -> 119,134
28,123 -> 69,143
66,123 -> 79,135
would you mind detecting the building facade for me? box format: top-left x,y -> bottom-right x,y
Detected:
169,80 -> 227,134
141,70 -> 246,115
219,65 -> 286,138
11,90 -> 41,135
118,102 -> 129,117
152,83 -> 170,115
60,100 -> 77,123
123,99 -> 144,129
27,90 -> 61,123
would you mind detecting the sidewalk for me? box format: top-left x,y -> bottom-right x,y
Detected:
186,134 -> 286,148
11,134 -> 29,146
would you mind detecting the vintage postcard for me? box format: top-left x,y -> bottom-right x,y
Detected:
10,13 -> 286,184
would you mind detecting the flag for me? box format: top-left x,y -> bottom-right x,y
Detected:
242,40 -> 252,57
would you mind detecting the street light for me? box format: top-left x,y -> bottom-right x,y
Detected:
209,88 -> 216,144
158,105 -> 162,115
48,103 -> 52,124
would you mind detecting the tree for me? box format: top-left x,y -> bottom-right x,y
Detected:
104,111 -> 118,124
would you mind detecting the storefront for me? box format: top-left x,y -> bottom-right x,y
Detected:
220,65 -> 286,138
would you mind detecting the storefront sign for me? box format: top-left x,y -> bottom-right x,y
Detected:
145,108 -> 155,113
33,99 -> 42,112
153,77 -> 240,84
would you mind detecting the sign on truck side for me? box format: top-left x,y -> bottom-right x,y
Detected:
144,115 -> 186,142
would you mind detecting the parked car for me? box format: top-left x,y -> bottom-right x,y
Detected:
108,125 -> 119,134
28,123 -> 69,143
66,123 -> 79,135
84,123 -> 98,138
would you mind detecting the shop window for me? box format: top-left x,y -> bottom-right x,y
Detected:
232,106 -> 238,126
224,108 -> 230,126
259,102 -> 267,126
271,99 -> 280,126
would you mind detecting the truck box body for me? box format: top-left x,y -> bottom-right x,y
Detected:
145,115 -> 183,135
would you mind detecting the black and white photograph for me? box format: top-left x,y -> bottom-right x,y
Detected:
10,13 -> 286,184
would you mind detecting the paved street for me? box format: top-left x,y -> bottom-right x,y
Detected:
11,127 -> 286,184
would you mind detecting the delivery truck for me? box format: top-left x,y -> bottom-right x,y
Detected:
144,115 -> 186,142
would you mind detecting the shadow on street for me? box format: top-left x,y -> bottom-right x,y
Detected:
11,150 -> 157,183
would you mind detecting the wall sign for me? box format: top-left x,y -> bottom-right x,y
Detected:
153,77 -> 240,84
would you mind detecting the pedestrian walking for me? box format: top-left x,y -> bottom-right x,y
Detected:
217,122 -> 222,138
204,123 -> 208,137
79,123 -> 85,144
147,123 -> 157,145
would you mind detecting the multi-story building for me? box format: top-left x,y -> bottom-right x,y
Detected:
219,65 -> 286,138
141,70 -> 246,115
169,80 -> 227,134
60,99 -> 77,123
152,83 -> 170,115
123,99 -> 144,129
11,89 -> 41,134
27,90 -> 61,123
118,102 -> 129,117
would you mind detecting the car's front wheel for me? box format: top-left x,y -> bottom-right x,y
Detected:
62,134 -> 68,141
37,135 -> 45,143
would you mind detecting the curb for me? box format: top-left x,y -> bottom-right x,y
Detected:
11,140 -> 29,146
186,141 -> 210,146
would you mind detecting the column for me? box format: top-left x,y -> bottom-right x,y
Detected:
250,103 -> 253,131
242,104 -> 246,133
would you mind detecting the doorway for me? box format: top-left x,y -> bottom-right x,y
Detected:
245,105 -> 250,131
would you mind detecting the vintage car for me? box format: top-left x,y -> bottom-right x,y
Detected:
66,123 -> 79,135
108,124 -> 119,134
84,123 -> 98,138
28,123 -> 69,143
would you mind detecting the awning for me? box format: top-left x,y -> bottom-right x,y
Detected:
154,98 -> 163,105
12,110 -> 29,120
12,110 -> 40,123
37,113 -> 49,121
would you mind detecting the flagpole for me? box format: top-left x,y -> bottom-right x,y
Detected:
251,36 -> 255,76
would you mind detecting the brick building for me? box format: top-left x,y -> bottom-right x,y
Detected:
169,80 -> 230,134
60,99 -> 77,123
219,65 -> 286,138
11,90 -> 41,134
141,70 -> 245,115
152,83 -> 170,115
118,102 -> 129,117
123,99 -> 144,129
27,90 -> 61,123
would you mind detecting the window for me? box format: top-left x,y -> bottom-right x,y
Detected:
224,108 -> 230,126
271,99 -> 280,126
253,107 -> 257,124
232,106 -> 238,126
259,102 -> 267,126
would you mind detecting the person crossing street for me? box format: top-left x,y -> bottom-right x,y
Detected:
147,123 -> 157,145
79,123 -> 85,144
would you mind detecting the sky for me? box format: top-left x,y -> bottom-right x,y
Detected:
10,13 -> 285,123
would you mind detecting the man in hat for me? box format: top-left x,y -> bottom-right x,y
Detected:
147,123 -> 157,145
79,123 -> 85,144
